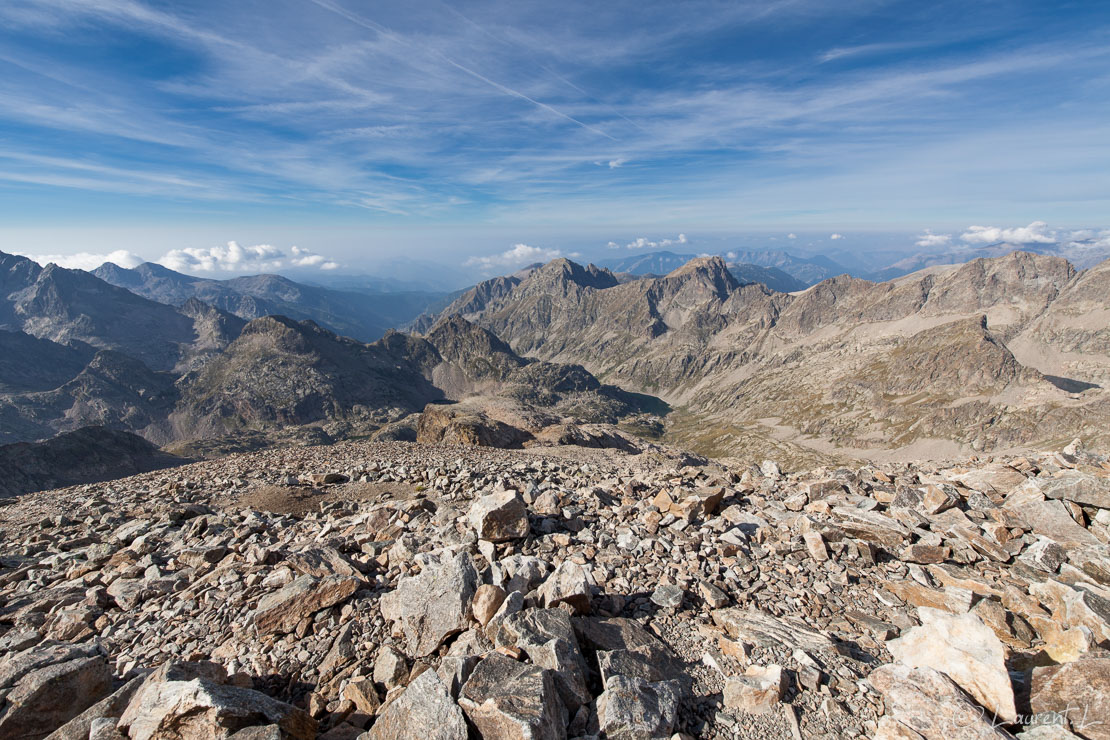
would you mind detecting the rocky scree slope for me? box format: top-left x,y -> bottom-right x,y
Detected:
2,439 -> 1110,738
420,252 -> 1110,463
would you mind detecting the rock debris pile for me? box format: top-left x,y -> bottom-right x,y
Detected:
2,439 -> 1109,739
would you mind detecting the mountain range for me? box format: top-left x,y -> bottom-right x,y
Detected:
93,261 -> 446,342
2,246 -> 1108,469
421,251 -> 1110,466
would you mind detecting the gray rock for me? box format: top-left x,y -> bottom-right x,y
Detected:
364,669 -> 467,740
469,491 -> 530,541
595,675 -> 683,740
650,585 -> 683,609
538,561 -> 592,614
0,652 -> 112,739
459,653 -> 566,740
495,608 -> 590,711
380,549 -> 479,657
251,574 -> 361,635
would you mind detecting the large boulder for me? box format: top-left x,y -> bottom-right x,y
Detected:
886,608 -> 1016,723
458,653 -> 566,740
363,669 -> 467,740
595,675 -> 683,739
251,575 -> 361,635
118,661 -> 316,740
380,549 -> 479,657
0,642 -> 112,739
494,608 -> 590,711
469,491 -> 530,542
1030,656 -> 1110,740
869,663 -> 1011,740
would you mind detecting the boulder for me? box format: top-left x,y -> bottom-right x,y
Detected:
494,608 -> 590,711
251,575 -> 361,635
868,663 -> 1011,740
118,662 -> 315,740
723,664 -> 785,714
380,550 -> 479,657
364,669 -> 467,740
537,560 -> 592,614
886,607 -> 1016,723
469,491 -> 530,541
0,650 -> 112,739
458,653 -> 566,740
595,675 -> 683,739
1030,657 -> 1110,740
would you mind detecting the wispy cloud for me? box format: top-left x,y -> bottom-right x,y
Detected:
159,242 -> 340,273
611,233 -> 688,250
464,243 -> 571,272
15,249 -> 144,271
960,221 -> 1056,244
915,230 -> 952,248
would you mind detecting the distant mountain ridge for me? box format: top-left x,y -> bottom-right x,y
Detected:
420,251 -> 1110,464
599,249 -> 841,287
94,261 -> 445,342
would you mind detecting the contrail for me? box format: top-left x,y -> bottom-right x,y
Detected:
304,0 -> 616,140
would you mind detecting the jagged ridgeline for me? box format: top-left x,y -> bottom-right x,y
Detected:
2,248 -> 1109,466
417,252 -> 1110,465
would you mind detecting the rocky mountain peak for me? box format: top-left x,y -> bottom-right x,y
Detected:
662,255 -> 741,298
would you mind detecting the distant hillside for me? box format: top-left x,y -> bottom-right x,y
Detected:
0,426 -> 187,498
94,261 -> 446,342
600,249 -> 844,286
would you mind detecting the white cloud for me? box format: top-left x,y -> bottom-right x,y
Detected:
960,220 -> 1056,244
623,233 -> 687,250
16,249 -> 144,271
725,251 -> 737,260
915,230 -> 952,248
464,243 -> 564,272
608,159 -> 625,169
829,233 -> 844,240
158,241 -> 340,273
787,233 -> 797,239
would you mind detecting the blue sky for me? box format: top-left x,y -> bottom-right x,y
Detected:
1,0 -> 1108,278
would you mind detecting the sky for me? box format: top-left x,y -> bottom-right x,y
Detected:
1,0 -> 1108,281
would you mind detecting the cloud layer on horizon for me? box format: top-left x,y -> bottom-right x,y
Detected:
16,242 -> 341,274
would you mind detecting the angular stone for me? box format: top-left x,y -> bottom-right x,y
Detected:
365,669 -> 467,740
1019,537 -> 1067,573
44,675 -> 143,740
342,679 -> 380,715
0,652 -> 112,739
650,584 -> 684,609
495,608 -> 590,711
119,664 -> 315,740
869,663 -> 1011,740
723,664 -> 785,714
252,575 -> 361,635
286,547 -> 362,579
1030,657 -> 1110,740
538,560 -> 592,614
886,608 -> 1016,723
380,550 -> 479,657
804,531 -> 829,561
472,584 -> 508,626
307,472 -> 348,485
595,675 -> 683,739
902,544 -> 950,565
711,608 -> 835,652
1029,579 -> 1110,644
469,491 -> 530,542
1007,498 -> 1100,547
373,647 -> 409,690
1038,470 -> 1110,509
459,653 -> 565,740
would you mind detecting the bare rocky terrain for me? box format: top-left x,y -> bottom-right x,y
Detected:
3,437 -> 1109,739
420,251 -> 1110,466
